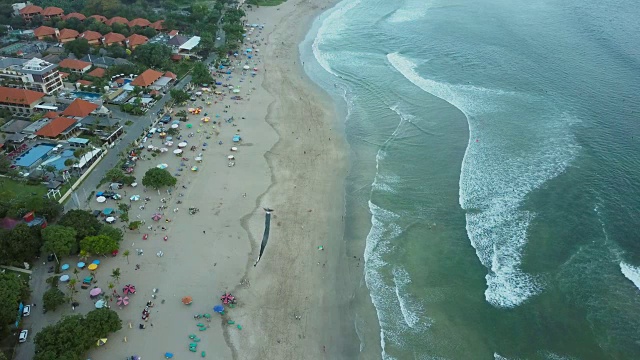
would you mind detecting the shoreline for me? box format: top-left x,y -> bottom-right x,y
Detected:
229,0 -> 363,358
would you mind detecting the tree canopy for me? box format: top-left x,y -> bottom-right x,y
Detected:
142,168 -> 177,189
34,309 -> 121,360
42,225 -> 77,258
64,38 -> 90,58
80,234 -> 119,255
132,43 -> 172,70
98,225 -> 123,243
0,273 -> 27,333
0,223 -> 42,265
58,210 -> 103,244
191,62 -> 213,85
42,287 -> 66,312
170,89 -> 189,104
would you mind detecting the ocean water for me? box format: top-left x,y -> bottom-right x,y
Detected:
301,0 -> 640,359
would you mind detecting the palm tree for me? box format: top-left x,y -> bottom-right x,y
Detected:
111,268 -> 121,284
79,250 -> 90,262
67,278 -> 78,303
122,250 -> 130,264
108,282 -> 115,295
73,268 -> 79,280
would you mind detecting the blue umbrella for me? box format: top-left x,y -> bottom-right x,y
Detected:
103,208 -> 114,215
165,352 -> 174,359
61,264 -> 69,270
213,305 -> 224,313
77,262 -> 85,268
92,260 -> 100,265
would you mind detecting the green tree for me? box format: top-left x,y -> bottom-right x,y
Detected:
42,287 -> 66,312
80,235 -> 119,255
42,225 -> 77,258
132,43 -> 172,69
110,267 -> 121,284
142,168 -> 177,189
85,308 -> 122,338
105,168 -> 125,183
98,225 -> 123,243
0,273 -> 27,333
122,249 -> 130,264
191,62 -> 213,85
170,89 -> 189,104
107,44 -> 127,58
34,314 -> 88,360
122,175 -> 136,186
58,210 -> 103,244
1,223 -> 41,264
67,278 -> 78,303
64,38 -> 91,58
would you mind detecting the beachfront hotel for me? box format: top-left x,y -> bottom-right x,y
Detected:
0,86 -> 45,115
0,57 -> 64,95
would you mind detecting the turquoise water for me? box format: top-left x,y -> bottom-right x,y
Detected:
72,91 -> 101,100
42,149 -> 75,170
302,0 -> 640,358
14,144 -> 54,168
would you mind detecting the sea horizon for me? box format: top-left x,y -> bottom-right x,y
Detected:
302,0 -> 640,358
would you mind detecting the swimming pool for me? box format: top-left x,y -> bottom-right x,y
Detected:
13,144 -> 55,168
72,91 -> 102,100
40,149 -> 75,171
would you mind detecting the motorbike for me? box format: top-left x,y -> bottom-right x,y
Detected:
143,234 -> 148,240
163,236 -> 168,242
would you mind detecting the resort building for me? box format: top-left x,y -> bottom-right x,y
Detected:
102,32 -> 126,46
0,57 -> 63,94
106,17 -> 128,26
18,4 -> 42,22
150,20 -> 165,31
64,12 -> 86,21
33,26 -> 57,40
79,30 -> 103,45
41,6 -> 64,20
58,59 -> 91,74
88,15 -> 108,23
35,116 -> 78,139
128,18 -> 151,28
57,28 -> 79,43
126,34 -> 148,50
0,86 -> 46,115
130,68 -> 163,88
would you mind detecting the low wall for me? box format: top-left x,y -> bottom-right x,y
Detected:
58,148 -> 108,204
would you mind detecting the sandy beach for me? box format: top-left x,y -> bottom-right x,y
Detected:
77,0 -> 362,359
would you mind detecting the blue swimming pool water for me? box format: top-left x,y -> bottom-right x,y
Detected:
72,91 -> 101,100
13,144 -> 54,168
44,149 -> 75,171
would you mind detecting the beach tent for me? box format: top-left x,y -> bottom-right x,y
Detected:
95,299 -> 106,308
103,208 -> 114,215
97,338 -> 108,346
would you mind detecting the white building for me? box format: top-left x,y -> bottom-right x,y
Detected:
0,57 -> 63,95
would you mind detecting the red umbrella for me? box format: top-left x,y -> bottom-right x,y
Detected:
123,284 -> 136,295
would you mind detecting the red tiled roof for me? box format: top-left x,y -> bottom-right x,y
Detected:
19,5 -> 42,15
41,7 -> 64,16
150,20 -> 164,31
65,12 -> 86,21
57,28 -> 79,40
59,58 -> 91,71
0,86 -> 45,105
89,15 -> 108,23
87,68 -> 106,78
36,117 -> 76,137
80,30 -> 102,41
33,26 -> 56,37
77,80 -> 93,86
128,18 -> 150,27
168,30 -> 178,37
126,34 -> 148,47
164,71 -> 177,80
59,72 -> 70,79
130,69 -> 163,87
43,111 -> 59,119
106,17 -> 129,26
115,78 -> 125,84
102,32 -> 126,45
61,98 -> 99,117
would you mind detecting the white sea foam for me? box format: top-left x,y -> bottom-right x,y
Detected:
312,0 -> 361,76
620,262 -> 640,291
388,0 -> 434,23
387,52 -> 579,308
392,267 -> 430,330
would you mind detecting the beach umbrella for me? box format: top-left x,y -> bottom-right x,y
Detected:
173,149 -> 183,155
165,141 -> 174,146
182,296 -> 193,305
232,89 -> 240,93
59,274 -> 70,282
233,135 -> 241,142
147,145 -> 154,149
165,353 -> 174,359
231,147 -> 238,151
96,338 -> 108,346
171,124 -> 179,129
187,123 -> 193,128
191,166 -> 198,171
156,163 -> 168,169
130,195 -> 140,201
77,262 -> 86,268
243,65 -> 250,70
90,288 -> 102,296
123,296 -> 129,305
203,313 -> 211,319
227,155 -> 235,160
105,217 -> 115,223
96,196 -> 107,203
167,136 -> 173,141
95,299 -> 106,309
61,264 -> 70,270
195,157 -> 202,162
123,284 -> 136,294
92,260 -> 100,265
117,296 -> 124,306
152,213 -> 162,221
178,142 -> 188,148
160,148 -> 169,153
87,263 -> 98,271
213,305 -> 224,313
131,182 -> 138,187
103,208 -> 113,215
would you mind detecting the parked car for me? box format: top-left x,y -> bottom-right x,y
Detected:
18,330 -> 28,343
22,305 -> 31,317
